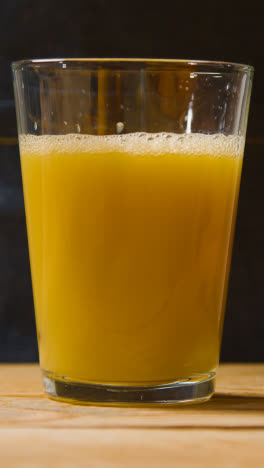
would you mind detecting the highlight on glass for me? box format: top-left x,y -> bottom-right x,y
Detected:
12,59 -> 253,404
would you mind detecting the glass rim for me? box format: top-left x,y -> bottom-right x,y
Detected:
11,58 -> 254,73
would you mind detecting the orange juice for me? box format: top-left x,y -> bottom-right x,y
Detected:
20,133 -> 243,385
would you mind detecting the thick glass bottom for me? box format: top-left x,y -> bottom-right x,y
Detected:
43,370 -> 215,406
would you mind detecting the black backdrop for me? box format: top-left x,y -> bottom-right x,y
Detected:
0,0 -> 263,362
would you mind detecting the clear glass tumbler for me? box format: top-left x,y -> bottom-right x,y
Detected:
12,59 -> 253,405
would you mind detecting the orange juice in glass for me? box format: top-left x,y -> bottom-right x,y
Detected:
12,59 -> 253,405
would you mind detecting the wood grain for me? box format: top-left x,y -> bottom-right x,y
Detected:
0,364 -> 263,466
1,428 -> 264,468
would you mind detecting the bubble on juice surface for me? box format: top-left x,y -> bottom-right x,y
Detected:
19,132 -> 245,159
116,122 -> 124,134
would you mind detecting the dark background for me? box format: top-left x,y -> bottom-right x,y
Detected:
0,0 -> 263,362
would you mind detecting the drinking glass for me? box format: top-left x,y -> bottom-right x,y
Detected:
12,59 -> 253,405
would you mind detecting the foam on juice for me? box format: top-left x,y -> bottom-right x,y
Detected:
19,132 -> 244,158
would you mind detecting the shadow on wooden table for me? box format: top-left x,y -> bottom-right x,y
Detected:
197,394 -> 264,412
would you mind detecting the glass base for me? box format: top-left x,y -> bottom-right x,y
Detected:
43,371 -> 215,406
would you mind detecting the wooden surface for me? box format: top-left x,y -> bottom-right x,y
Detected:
0,364 -> 264,467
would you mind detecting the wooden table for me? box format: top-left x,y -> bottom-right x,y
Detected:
0,364 -> 263,467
